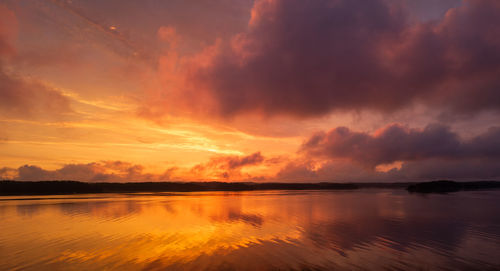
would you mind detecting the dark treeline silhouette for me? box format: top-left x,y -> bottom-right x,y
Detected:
407,180 -> 500,194
1,180 -> 499,195
0,180 -> 359,195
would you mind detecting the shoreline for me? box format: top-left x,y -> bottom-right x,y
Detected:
1,180 -> 500,196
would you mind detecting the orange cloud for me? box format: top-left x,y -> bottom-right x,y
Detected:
1,153 -> 268,182
190,152 -> 266,180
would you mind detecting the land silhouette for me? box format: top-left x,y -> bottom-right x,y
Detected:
1,180 -> 499,195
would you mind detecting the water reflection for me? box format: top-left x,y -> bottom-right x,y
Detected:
1,190 -> 499,270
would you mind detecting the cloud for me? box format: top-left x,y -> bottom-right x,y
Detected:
0,4 -> 73,120
271,123 -> 500,182
190,152 -> 265,180
275,161 -> 320,182
0,167 -> 18,180
152,0 -> 500,119
396,158 -> 500,180
275,160 -> 399,183
5,148 -> 500,183
225,151 -> 264,169
275,157 -> 500,182
301,124 -> 500,167
3,154 -> 266,182
11,161 -> 176,182
0,4 -> 17,56
192,151 -> 264,171
0,69 -> 74,119
400,0 -> 463,21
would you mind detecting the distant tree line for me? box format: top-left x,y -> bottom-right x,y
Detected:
1,180 -> 498,195
0,180 -> 359,195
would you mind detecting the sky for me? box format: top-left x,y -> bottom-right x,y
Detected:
0,0 -> 499,182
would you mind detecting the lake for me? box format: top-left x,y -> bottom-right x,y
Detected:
1,190 -> 499,270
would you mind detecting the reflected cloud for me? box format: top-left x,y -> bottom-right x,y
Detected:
210,209 -> 264,227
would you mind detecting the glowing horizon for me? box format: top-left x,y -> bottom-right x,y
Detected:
1,0 -> 500,182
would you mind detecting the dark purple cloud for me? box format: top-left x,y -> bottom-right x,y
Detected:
275,157 -> 500,182
275,160 -> 399,183
401,0 -> 463,21
301,124 -> 500,167
226,151 -> 264,169
396,158 -> 500,180
179,0 -> 500,118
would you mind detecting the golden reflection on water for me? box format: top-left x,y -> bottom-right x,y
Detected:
1,190 -> 500,270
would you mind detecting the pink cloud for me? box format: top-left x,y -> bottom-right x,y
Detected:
0,4 -> 73,120
0,4 -> 17,57
9,161 -> 177,182
150,0 -> 500,119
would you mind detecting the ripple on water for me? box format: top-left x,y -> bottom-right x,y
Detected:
1,190 -> 500,270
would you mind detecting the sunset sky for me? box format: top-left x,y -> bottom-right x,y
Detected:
1,0 -> 499,182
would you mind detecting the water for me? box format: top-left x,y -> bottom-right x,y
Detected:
1,190 -> 499,270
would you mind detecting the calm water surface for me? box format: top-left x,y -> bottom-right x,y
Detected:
1,190 -> 500,270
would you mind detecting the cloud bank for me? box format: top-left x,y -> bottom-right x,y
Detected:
0,161 -> 175,182
4,124 -> 500,183
0,153 -> 266,182
153,0 -> 500,118
301,124 -> 500,167
275,124 -> 500,182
